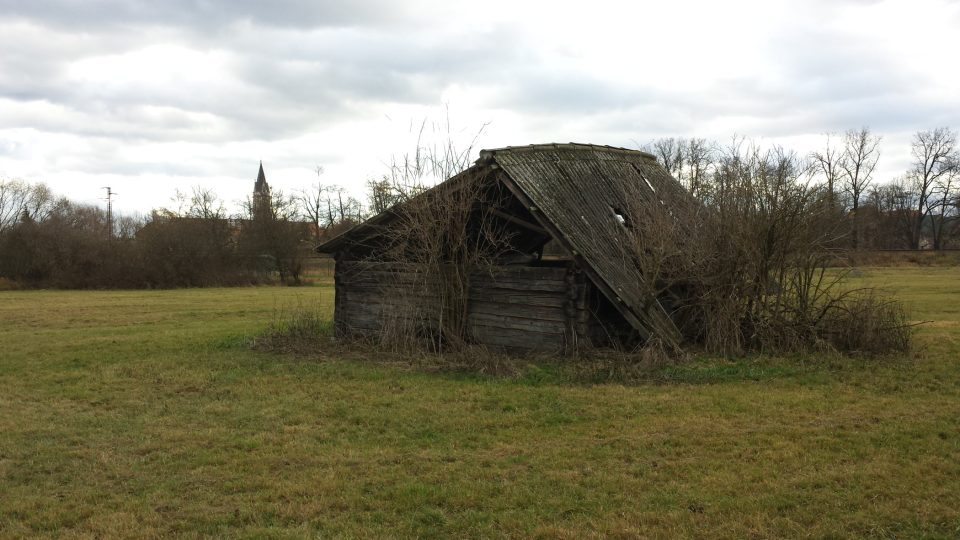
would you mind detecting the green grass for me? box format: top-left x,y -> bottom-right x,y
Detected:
1,269 -> 959,538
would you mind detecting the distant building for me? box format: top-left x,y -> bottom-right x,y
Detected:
250,162 -> 320,239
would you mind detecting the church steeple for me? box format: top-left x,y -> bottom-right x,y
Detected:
252,161 -> 271,218
254,161 -> 269,196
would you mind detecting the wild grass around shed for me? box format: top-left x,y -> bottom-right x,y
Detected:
256,285 -> 916,387
255,298 -> 334,352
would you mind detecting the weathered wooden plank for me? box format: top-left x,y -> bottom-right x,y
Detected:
341,300 -> 438,320
342,278 -> 567,297
468,312 -> 565,333
342,274 -> 567,290
470,277 -> 567,293
467,289 -> 567,308
343,290 -> 568,316
343,307 -> 565,335
338,275 -> 434,287
338,289 -> 438,305
470,325 -> 565,351
477,268 -> 568,280
338,263 -> 570,293
478,265 -> 568,278
340,261 -> 568,278
468,321 -> 565,337
469,301 -> 567,322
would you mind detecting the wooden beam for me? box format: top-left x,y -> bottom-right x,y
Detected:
486,207 -> 550,236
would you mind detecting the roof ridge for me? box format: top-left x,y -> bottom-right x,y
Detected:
478,142 -> 656,161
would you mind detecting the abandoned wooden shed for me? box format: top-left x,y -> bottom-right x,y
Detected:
317,143 -> 691,352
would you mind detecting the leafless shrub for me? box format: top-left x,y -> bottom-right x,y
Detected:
339,116 -> 522,354
622,138 -> 911,356
365,170 -> 516,354
383,113 -> 489,201
818,291 -> 914,355
255,299 -> 334,353
0,277 -> 19,291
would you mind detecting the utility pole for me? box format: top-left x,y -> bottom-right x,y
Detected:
102,187 -> 116,238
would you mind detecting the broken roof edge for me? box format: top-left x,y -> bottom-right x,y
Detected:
315,161 -> 492,254
477,142 -> 658,163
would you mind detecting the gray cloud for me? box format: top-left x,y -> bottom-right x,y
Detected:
0,17 -> 531,146
490,71 -> 640,115
1,0 -> 959,212
0,0 -> 411,31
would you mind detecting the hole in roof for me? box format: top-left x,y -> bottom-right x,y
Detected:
610,206 -> 629,227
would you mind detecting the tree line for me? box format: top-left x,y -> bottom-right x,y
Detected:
1,125 -> 956,289
643,127 -> 960,250
296,126 -> 960,253
0,183 -> 314,288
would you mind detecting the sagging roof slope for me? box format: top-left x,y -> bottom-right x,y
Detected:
479,144 -> 681,342
318,143 -> 682,343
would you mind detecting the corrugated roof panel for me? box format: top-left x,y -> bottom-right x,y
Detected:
491,144 -> 681,342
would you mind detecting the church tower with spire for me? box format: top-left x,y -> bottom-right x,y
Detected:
253,161 -> 271,218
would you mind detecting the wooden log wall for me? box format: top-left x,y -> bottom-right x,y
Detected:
468,265 -> 568,351
333,260 -> 597,352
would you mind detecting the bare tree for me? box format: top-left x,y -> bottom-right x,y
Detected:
840,127 -> 881,249
809,132 -> 845,209
929,160 -> 960,249
297,166 -> 329,241
365,177 -> 404,215
0,180 -> 55,233
648,137 -> 685,179
864,179 -> 916,249
187,187 -> 227,220
908,127 -> 958,249
297,166 -> 363,241
161,187 -> 226,220
239,189 -> 311,284
645,137 -> 715,198
683,138 -> 715,199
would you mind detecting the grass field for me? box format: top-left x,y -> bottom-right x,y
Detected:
1,267 -> 959,538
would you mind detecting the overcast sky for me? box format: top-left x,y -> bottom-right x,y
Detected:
1,0 -> 958,214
